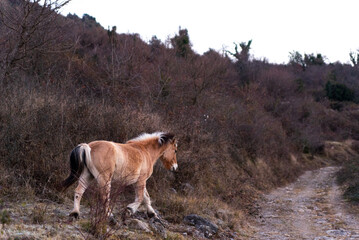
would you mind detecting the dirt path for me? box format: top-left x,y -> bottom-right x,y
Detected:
254,166 -> 359,240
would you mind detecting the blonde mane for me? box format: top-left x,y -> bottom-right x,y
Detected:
127,132 -> 174,146
128,132 -> 164,143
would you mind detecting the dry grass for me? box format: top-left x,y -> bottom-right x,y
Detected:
0,3 -> 359,237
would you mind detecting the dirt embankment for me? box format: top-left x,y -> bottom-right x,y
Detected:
253,166 -> 359,239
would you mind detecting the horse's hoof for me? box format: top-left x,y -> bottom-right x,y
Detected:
109,216 -> 118,226
147,211 -> 156,218
122,208 -> 132,221
69,212 -> 79,219
153,216 -> 165,227
126,207 -> 134,216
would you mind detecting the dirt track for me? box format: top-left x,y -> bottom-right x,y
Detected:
253,166 -> 359,240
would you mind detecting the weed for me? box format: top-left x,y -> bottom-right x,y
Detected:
0,210 -> 10,225
31,205 -> 47,224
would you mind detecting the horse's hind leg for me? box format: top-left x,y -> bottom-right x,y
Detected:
97,175 -> 112,217
70,168 -> 92,218
143,188 -> 157,218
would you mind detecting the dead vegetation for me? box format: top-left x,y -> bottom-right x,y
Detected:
0,0 -> 359,238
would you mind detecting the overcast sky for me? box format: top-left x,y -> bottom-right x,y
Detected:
61,0 -> 359,64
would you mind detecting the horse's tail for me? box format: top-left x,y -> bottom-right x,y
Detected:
62,143 -> 91,191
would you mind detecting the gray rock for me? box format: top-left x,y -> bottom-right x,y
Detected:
149,217 -> 167,239
326,229 -> 348,236
183,214 -> 218,238
126,219 -> 152,233
181,183 -> 194,195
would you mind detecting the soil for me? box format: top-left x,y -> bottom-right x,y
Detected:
253,166 -> 359,240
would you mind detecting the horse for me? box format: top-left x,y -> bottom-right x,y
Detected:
62,132 -> 178,219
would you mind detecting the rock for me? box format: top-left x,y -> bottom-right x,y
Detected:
183,214 -> 218,238
126,219 -> 152,233
53,209 -> 67,218
149,218 -> 167,239
169,188 -> 177,194
326,229 -> 348,236
181,183 -> 194,195
215,209 -> 230,221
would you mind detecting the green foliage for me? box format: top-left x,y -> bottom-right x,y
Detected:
0,210 -> 10,225
107,26 -> 117,40
227,40 -> 252,62
81,14 -> 101,28
289,51 -> 325,70
82,13 -> 97,22
31,206 -> 46,224
239,40 -> 252,62
325,81 -> 354,102
165,232 -> 186,240
80,219 -> 107,237
337,157 -> 359,202
304,53 -> 325,66
344,184 -> 359,202
308,54 -> 324,65
149,35 -> 161,48
289,51 -> 306,70
226,40 -> 253,85
171,28 -> 192,58
326,70 -> 337,82
295,78 -> 304,93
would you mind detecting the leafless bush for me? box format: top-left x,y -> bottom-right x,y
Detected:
0,0 -> 359,228
0,0 -> 71,82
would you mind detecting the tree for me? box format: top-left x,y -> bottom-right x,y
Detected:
349,50 -> 359,67
288,51 -> 325,71
304,53 -> 325,66
226,40 -> 252,63
226,40 -> 252,85
0,0 -> 71,82
107,25 -> 117,84
170,27 -> 192,58
289,51 -> 306,71
325,80 -> 354,102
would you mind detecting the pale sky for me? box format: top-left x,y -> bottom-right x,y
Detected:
61,0 -> 359,64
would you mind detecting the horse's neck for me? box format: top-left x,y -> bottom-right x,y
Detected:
130,140 -> 165,164
146,142 -> 165,164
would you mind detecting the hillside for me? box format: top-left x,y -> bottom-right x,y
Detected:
1,0 -> 359,239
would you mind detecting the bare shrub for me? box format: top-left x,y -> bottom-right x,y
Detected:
1,0 -> 359,230
351,140 -> 359,154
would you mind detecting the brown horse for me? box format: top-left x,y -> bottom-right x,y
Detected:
62,132 -> 178,218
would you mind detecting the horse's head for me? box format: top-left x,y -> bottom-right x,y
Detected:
159,133 -> 178,172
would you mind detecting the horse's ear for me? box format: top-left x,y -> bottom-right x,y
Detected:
159,133 -> 175,146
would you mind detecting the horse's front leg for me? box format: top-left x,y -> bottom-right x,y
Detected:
127,181 -> 145,215
143,187 -> 157,218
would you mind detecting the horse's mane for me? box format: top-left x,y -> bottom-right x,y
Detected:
127,132 -> 174,146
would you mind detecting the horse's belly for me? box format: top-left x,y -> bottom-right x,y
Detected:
112,168 -> 140,186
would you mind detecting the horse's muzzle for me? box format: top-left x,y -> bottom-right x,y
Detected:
170,163 -> 178,172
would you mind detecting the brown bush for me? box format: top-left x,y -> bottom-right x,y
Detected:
1,0 -> 359,227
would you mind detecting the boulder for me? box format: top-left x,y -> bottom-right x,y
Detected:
149,217 -> 167,239
126,219 -> 151,233
183,214 -> 218,238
